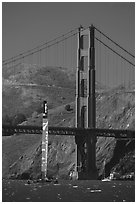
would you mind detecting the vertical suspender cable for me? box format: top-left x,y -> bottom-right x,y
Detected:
99,32 -> 101,88
70,31 -> 72,69
56,42 -> 58,67
45,46 -> 47,68
120,52 -> 123,88
107,48 -> 109,89
31,53 -> 34,66
37,48 -> 39,66
47,46 -> 49,66
104,46 -> 106,90
58,42 -> 60,68
40,49 -> 42,68
48,46 -> 50,66
63,36 -> 65,68
115,48 -> 117,88
65,38 -> 67,69
64,38 -> 66,68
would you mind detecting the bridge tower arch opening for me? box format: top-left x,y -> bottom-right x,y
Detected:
75,25 -> 98,179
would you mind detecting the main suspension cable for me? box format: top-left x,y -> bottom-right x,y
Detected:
2,27 -> 79,65
95,27 -> 135,58
95,37 -> 135,67
3,32 -> 78,66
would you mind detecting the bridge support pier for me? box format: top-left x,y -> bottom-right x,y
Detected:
86,134 -> 98,179
75,134 -> 97,180
75,25 -> 98,180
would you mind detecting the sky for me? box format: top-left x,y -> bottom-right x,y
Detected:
1,1 -> 135,89
2,2 -> 135,60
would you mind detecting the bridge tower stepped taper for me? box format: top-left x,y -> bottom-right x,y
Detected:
75,25 -> 98,179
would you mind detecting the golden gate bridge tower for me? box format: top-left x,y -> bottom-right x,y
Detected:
75,25 -> 98,179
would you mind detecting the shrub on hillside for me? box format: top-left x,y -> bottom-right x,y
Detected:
65,104 -> 72,111
12,113 -> 26,126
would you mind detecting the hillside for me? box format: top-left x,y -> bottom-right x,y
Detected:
2,62 -> 107,119
2,63 -> 135,180
2,63 -> 75,118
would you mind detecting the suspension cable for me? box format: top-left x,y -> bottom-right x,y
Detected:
3,25 -> 135,69
95,37 -> 135,67
3,32 -> 78,66
2,27 -> 79,65
95,27 -> 135,58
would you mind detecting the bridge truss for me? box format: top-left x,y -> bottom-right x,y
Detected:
2,125 -> 135,140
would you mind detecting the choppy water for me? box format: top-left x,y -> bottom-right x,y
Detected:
2,179 -> 135,202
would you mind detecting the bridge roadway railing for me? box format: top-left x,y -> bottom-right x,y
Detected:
2,125 -> 135,139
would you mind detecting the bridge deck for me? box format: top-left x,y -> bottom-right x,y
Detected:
2,125 -> 135,139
